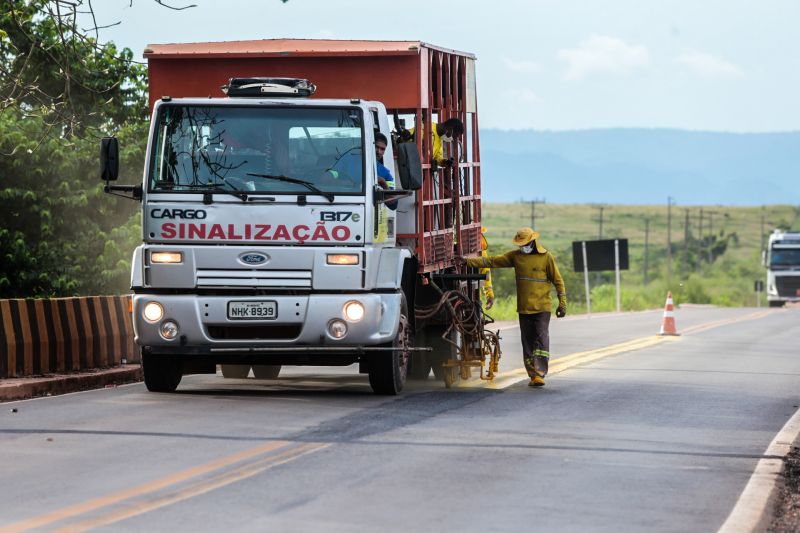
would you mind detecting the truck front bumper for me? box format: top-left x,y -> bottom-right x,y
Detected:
132,292 -> 402,352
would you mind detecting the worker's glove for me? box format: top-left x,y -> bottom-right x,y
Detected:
486,296 -> 494,310
442,158 -> 455,168
556,305 -> 567,318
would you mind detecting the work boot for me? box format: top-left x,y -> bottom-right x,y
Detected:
528,375 -> 545,387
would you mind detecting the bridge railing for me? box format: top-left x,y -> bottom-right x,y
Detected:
0,296 -> 137,379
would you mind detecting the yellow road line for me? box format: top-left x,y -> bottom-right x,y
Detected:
474,335 -> 673,390
0,440 -> 326,533
465,308 -> 775,390
54,442 -> 328,533
681,309 -> 773,335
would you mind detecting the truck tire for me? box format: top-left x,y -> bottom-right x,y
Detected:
142,352 -> 183,393
221,364 -> 251,379
369,295 -> 411,395
769,301 -> 785,308
252,365 -> 281,379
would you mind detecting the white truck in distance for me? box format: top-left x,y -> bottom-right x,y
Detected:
763,230 -> 800,307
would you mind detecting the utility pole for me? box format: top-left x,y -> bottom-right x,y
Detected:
707,210 -> 718,235
643,217 -> 650,285
697,207 -> 704,264
698,207 -> 704,241
706,210 -> 719,263
683,209 -> 690,275
761,207 -> 766,251
529,198 -> 545,230
667,197 -> 674,286
592,204 -> 607,239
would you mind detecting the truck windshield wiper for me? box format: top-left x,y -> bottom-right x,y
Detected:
247,173 -> 335,203
176,182 -> 249,202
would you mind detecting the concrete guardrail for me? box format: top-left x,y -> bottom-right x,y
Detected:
0,296 -> 137,379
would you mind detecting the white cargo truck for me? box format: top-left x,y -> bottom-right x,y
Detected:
101,40 -> 497,394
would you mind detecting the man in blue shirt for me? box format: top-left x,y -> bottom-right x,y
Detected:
375,132 -> 397,211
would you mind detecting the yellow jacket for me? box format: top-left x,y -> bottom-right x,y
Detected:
408,123 -> 447,165
480,235 -> 494,300
467,249 -> 566,314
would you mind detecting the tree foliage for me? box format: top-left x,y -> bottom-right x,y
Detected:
0,1 -> 147,298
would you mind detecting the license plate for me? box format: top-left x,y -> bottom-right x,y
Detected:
227,301 -> 277,320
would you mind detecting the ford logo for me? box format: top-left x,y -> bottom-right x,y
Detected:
239,252 -> 268,265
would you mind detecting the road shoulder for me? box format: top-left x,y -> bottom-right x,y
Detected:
0,365 -> 142,402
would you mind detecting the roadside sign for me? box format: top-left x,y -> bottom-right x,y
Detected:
572,239 -> 629,272
571,238 -> 629,314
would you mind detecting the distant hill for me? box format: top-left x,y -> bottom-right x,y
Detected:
479,129 -> 800,205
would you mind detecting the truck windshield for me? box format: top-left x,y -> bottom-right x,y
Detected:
149,105 -> 364,196
770,248 -> 800,266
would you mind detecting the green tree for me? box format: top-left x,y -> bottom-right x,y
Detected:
0,1 -> 147,298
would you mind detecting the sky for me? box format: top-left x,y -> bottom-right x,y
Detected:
87,0 -> 800,132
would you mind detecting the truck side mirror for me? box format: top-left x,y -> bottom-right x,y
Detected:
373,187 -> 412,205
396,142 -> 423,190
100,137 -> 119,182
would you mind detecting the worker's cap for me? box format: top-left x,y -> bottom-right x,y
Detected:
512,227 -> 540,246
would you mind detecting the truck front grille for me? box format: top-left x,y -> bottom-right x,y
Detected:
207,324 -> 303,340
196,269 -> 312,289
776,276 -> 800,297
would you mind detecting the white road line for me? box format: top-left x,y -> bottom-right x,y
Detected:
718,406 -> 800,533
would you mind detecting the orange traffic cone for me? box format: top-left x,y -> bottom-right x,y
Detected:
659,291 -> 680,336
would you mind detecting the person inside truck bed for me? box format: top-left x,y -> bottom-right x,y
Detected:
432,118 -> 464,169
374,132 -> 397,211
402,118 -> 464,168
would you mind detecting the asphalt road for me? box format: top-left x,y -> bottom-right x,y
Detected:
1,306 -> 799,532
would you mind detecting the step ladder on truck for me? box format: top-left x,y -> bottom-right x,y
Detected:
100,39 -> 501,394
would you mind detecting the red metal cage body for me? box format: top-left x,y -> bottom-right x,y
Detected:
144,39 -> 482,272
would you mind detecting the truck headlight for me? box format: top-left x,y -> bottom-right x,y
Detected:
327,254 -> 359,265
160,320 -> 179,340
343,301 -> 365,322
151,251 -> 183,264
143,301 -> 164,323
328,319 -> 348,339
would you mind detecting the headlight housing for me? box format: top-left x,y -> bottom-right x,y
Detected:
328,319 -> 348,339
151,251 -> 183,264
326,254 -> 359,265
143,301 -> 164,323
160,320 -> 179,340
343,301 -> 365,322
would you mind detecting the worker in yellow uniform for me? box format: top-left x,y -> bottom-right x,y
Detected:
459,227 -> 566,387
480,227 -> 495,309
430,118 -> 464,168
402,118 -> 464,167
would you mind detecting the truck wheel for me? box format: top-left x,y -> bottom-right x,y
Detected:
142,352 -> 183,393
369,295 -> 411,395
252,365 -> 281,379
769,301 -> 785,308
221,365 -> 251,379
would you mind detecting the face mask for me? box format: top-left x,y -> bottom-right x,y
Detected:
441,134 -> 453,143
520,244 -> 533,254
